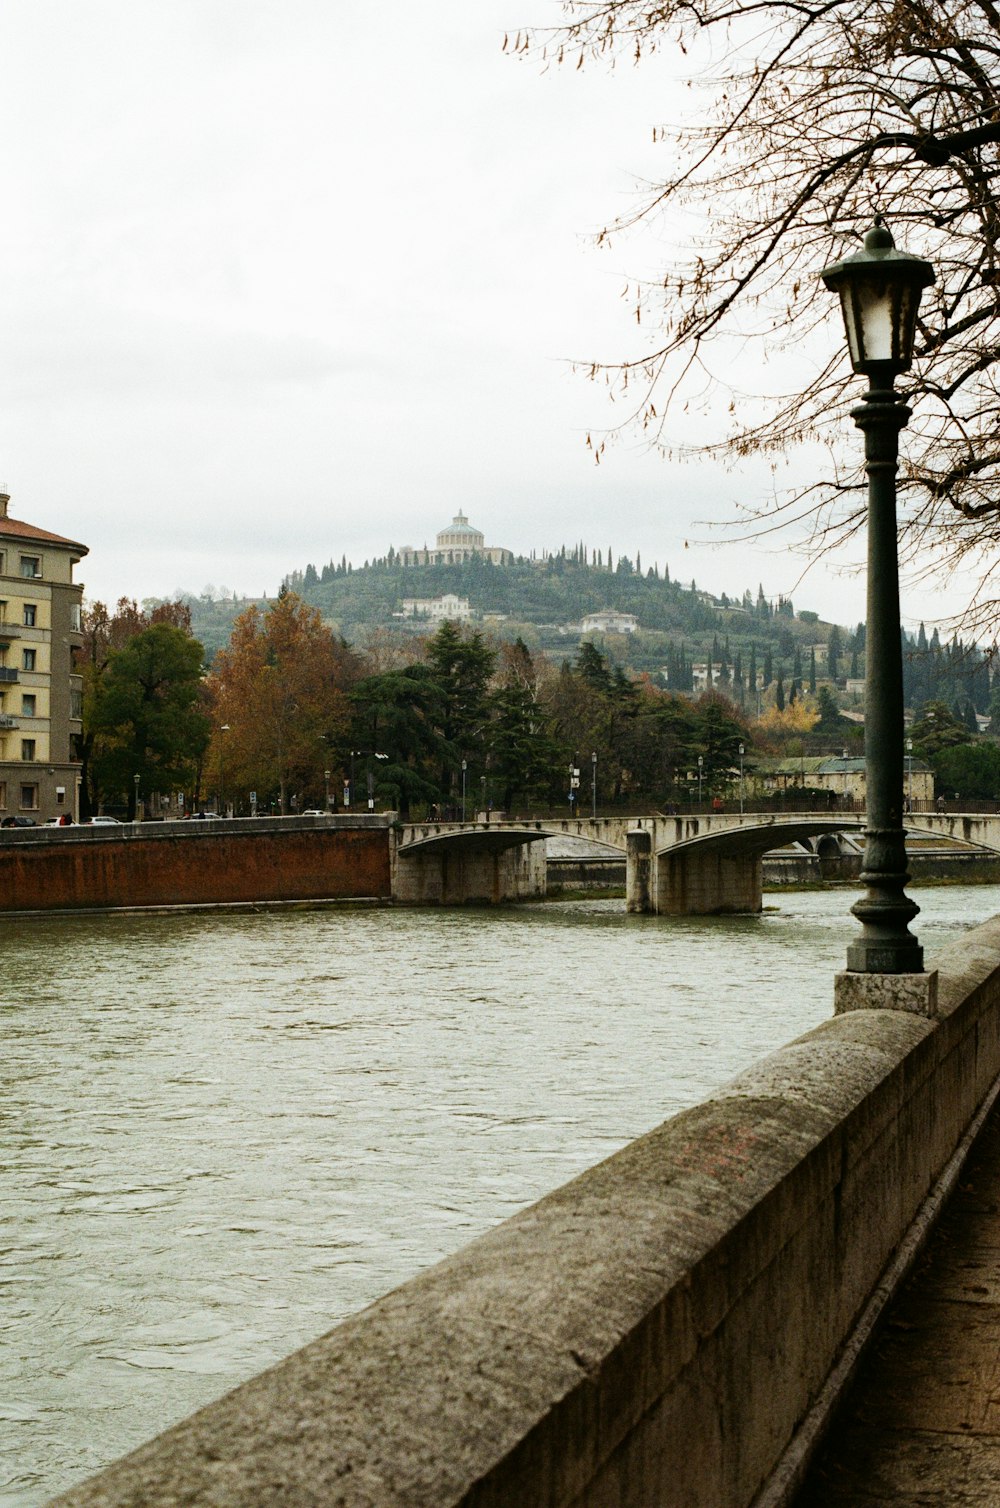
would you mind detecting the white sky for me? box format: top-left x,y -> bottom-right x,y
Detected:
0,0 -> 960,632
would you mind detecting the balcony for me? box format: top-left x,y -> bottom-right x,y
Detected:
0,668 -> 17,683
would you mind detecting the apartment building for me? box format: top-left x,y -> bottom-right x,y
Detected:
0,493 -> 87,821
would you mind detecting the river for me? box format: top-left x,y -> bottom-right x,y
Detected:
4,886 -> 999,1505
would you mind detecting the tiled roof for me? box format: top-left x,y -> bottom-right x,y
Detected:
0,516 -> 88,555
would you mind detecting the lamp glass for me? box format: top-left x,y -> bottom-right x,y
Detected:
821,218 -> 934,377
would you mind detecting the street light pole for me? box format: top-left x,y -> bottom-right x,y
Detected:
219,724 -> 230,816
821,216 -> 934,974
133,772 -> 140,823
591,750 -> 597,820
739,743 -> 745,815
697,754 -> 703,809
906,738 -> 913,812
461,759 -> 467,822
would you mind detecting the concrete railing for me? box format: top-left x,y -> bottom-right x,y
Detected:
49,916 -> 1000,1508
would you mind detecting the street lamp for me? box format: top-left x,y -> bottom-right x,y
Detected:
821,216 -> 934,974
697,754 -> 704,808
906,738 -> 913,812
324,768 -> 331,812
739,743 -> 745,815
461,758 -> 467,822
568,758 -> 580,816
133,772 -> 140,822
591,750 -> 598,820
219,724 -> 230,816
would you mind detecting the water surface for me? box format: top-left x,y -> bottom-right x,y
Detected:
3,889 -> 997,1504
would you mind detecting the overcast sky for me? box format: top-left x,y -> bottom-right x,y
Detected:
0,0 -> 959,631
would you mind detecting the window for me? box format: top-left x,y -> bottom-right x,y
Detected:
0,600 -> 6,623
19,783 -> 38,810
0,780 -> 6,809
69,602 -> 81,631
22,604 -> 36,626
21,695 -> 35,717
70,689 -> 83,719
22,649 -> 35,672
21,739 -> 35,761
19,557 -> 40,580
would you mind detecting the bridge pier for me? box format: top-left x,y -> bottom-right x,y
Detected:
625,829 -> 653,913
393,837 -> 546,906
655,847 -> 764,916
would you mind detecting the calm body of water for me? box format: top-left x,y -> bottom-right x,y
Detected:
3,888 -> 998,1505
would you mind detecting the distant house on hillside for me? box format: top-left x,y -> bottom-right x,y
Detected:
396,593 -> 472,622
396,512 -> 513,567
580,610 -> 639,635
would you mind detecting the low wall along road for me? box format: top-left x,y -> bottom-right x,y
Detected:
44,911 -> 1000,1508
0,814 -> 393,912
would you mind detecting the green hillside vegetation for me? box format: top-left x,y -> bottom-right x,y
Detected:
160,549 -> 852,695
150,550 -> 997,738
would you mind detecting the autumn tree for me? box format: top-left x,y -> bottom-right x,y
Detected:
525,0 -> 1000,631
207,592 -> 358,812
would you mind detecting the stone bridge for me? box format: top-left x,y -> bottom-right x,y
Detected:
394,811 -> 1000,914
394,814 -> 869,913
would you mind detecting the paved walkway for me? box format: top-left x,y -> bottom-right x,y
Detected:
796,1105 -> 1000,1505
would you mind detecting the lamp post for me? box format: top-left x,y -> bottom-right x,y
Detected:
821,216 -> 934,974
697,754 -> 704,809
133,772 -> 140,823
906,738 -> 913,813
461,759 -> 467,822
739,743 -> 745,815
591,750 -> 597,819
219,724 -> 230,816
324,769 -> 331,812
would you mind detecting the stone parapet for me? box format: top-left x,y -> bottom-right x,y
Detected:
0,815 -> 393,911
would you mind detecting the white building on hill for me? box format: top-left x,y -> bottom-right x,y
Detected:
396,512 -> 512,567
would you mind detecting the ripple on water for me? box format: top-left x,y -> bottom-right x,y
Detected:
3,888 -> 999,1506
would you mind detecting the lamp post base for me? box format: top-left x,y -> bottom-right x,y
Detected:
846,829 -> 923,975
835,969 -> 939,1019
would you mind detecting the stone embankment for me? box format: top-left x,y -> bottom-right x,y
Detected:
0,814 -> 393,912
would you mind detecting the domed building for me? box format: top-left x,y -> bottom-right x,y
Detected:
397,512 -> 512,567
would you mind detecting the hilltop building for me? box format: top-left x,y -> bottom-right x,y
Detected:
396,594 -> 472,622
0,493 -> 87,822
397,511 -> 513,567
581,610 -> 639,635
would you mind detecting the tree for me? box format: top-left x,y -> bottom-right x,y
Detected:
80,598 -> 199,817
425,621 -> 497,794
207,593 -> 357,812
692,694 -> 748,795
933,742 -> 1000,802
530,1 -> 1000,630
908,700 -> 972,759
349,665 -> 446,819
489,640 -> 559,811
87,623 -> 210,816
816,686 -> 844,734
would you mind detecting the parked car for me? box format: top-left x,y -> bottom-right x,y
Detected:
1,815 -> 37,827
299,809 -> 329,817
88,816 -> 122,825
